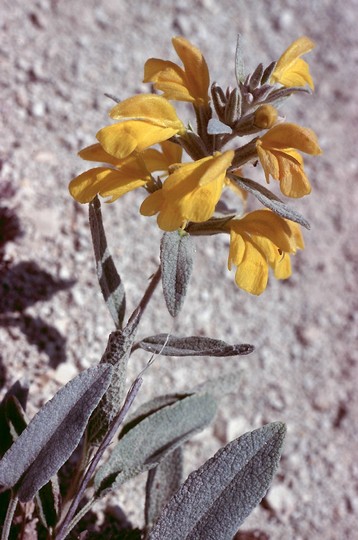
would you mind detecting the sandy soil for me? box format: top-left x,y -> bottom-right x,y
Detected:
1,1 -> 358,538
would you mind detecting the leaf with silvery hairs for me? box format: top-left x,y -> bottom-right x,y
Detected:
89,196 -> 126,328
86,312 -> 140,446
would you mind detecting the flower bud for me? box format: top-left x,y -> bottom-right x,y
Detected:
254,105 -> 278,129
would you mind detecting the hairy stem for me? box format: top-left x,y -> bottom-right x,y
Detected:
128,266 -> 161,325
1,495 -> 18,540
59,497 -> 94,539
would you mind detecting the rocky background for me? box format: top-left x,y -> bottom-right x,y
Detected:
1,1 -> 357,538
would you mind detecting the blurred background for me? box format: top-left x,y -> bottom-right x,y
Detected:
1,1 -> 357,538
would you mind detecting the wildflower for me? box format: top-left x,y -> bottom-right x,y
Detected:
143,36 -> 210,107
69,141 -> 182,203
256,122 -> 321,197
271,36 -> 315,89
226,210 -> 304,295
140,150 -> 234,231
96,94 -> 185,159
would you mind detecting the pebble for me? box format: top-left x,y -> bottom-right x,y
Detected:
30,101 -> 46,117
54,362 -> 78,385
266,484 -> 296,517
226,416 -> 251,441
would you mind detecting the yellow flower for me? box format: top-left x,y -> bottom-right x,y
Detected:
69,141 -> 182,203
271,36 -> 315,89
96,94 -> 185,160
226,210 -> 304,295
143,36 -> 210,107
140,150 -> 234,231
256,122 -> 322,198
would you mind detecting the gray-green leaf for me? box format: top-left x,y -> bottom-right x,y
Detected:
0,364 -> 113,501
0,379 -> 29,456
138,334 -> 254,357
149,422 -> 286,540
160,231 -> 194,317
145,447 -> 183,530
207,118 -> 232,135
235,34 -> 246,85
89,195 -> 126,328
124,370 -> 241,435
87,313 -> 139,445
36,476 -> 61,529
94,393 -> 216,494
228,174 -> 310,229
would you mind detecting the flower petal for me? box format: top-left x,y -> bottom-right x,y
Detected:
143,37 -> 210,106
143,60 -> 193,102
69,167 -> 147,203
260,123 -> 321,155
140,189 -> 164,216
273,252 -> 292,279
271,36 -> 315,89
140,151 -> 233,231
97,121 -> 180,159
278,151 -> 311,197
234,236 -> 269,295
144,59 -> 186,86
256,142 -> 279,183
275,58 -> 314,89
78,143 -> 123,166
231,210 -> 296,253
109,94 -> 184,131
172,36 -> 210,105
141,141 -> 183,172
225,210 -> 304,294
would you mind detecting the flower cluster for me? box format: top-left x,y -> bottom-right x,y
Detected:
70,36 -> 321,295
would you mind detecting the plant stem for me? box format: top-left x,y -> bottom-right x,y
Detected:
61,497 -> 94,538
1,495 -> 18,540
128,266 -> 161,325
54,376 -> 143,540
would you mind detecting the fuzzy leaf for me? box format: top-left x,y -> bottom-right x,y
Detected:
191,371 -> 240,401
207,118 -> 232,135
248,63 -> 264,91
149,422 -> 286,540
0,364 -> 113,501
233,529 -> 270,540
261,61 -> 277,85
235,34 -> 246,84
160,231 -> 194,317
124,370 -> 241,436
89,196 -> 126,328
0,379 -> 29,456
138,334 -> 254,357
87,313 -> 139,445
266,85 -> 311,105
36,476 -> 61,529
0,378 -> 29,412
229,175 -> 310,229
0,395 -> 28,458
145,447 -> 183,530
94,393 -> 216,494
121,395 -> 182,438
186,213 -> 237,236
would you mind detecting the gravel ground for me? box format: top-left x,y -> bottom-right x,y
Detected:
1,1 -> 358,538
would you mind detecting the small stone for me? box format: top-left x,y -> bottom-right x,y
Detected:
266,484 -> 295,518
226,416 -> 251,441
30,101 -> 46,117
266,385 -> 286,411
278,10 -> 294,29
54,363 -> 78,385
71,287 -> 86,306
